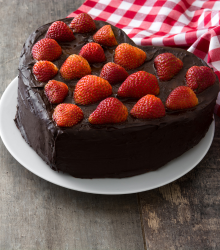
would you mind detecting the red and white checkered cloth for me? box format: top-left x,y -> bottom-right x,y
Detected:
68,0 -> 220,116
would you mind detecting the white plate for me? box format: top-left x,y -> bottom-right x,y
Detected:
0,77 -> 215,195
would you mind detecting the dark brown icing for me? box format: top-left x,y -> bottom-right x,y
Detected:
15,18 -> 219,178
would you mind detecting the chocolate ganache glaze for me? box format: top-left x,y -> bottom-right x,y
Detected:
15,18 -> 219,178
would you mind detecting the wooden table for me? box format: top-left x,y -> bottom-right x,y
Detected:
0,1 -> 219,249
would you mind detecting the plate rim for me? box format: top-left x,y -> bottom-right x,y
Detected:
0,77 -> 215,195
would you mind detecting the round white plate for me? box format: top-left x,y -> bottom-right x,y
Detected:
0,77 -> 215,195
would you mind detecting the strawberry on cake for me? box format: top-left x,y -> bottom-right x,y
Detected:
15,13 -> 219,178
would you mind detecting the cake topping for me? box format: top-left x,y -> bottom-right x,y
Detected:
32,38 -> 62,61
89,97 -> 128,124
60,54 -> 91,80
79,42 -> 106,63
93,25 -> 118,46
44,80 -> 68,104
130,95 -> 166,119
53,103 -> 84,127
70,13 -> 96,33
46,21 -> 75,42
166,86 -> 198,110
154,53 -> 183,81
100,62 -> 128,85
74,75 -> 112,105
186,66 -> 216,93
117,71 -> 159,98
33,61 -> 58,82
114,43 -> 146,70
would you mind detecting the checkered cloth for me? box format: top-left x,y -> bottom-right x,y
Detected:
68,0 -> 220,116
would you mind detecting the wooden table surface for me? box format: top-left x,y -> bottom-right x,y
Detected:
0,1 -> 220,249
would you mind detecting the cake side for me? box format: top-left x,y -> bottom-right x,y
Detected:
15,17 -> 219,178
15,72 -> 60,170
55,101 -> 215,178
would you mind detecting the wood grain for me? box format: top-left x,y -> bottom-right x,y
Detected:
0,1 -> 145,249
139,115 -> 220,250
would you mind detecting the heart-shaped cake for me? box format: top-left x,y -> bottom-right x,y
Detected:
15,14 -> 219,178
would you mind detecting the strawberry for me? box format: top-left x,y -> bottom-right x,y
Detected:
89,97 -> 128,124
93,25 -> 118,47
74,75 -> 112,105
166,86 -> 198,110
46,21 -> 75,42
118,71 -> 159,98
100,62 -> 128,84
130,95 -> 166,119
32,38 -> 62,62
79,42 -> 106,63
186,66 -> 216,93
33,61 -> 58,82
114,43 -> 146,70
70,13 -> 96,33
154,53 -> 183,81
44,80 -> 68,104
60,55 -> 91,80
53,103 -> 83,127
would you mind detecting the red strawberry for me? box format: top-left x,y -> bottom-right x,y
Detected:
44,80 -> 68,104
70,13 -> 96,33
100,62 -> 128,84
46,21 -> 75,42
53,103 -> 83,127
60,55 -> 91,80
130,95 -> 166,119
114,43 -> 146,70
166,86 -> 198,110
154,53 -> 183,81
93,25 -> 118,47
118,71 -> 159,98
89,97 -> 128,124
74,75 -> 112,105
79,42 -> 106,63
186,66 -> 216,93
32,38 -> 62,61
33,61 -> 58,82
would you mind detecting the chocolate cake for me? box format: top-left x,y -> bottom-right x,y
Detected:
15,17 -> 219,178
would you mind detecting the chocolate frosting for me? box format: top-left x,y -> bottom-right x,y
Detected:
15,18 -> 219,178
